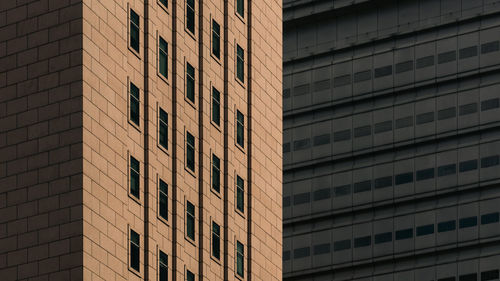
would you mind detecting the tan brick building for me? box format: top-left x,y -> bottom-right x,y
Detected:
0,0 -> 282,280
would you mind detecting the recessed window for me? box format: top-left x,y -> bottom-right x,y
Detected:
236,110 -> 244,148
186,270 -> 195,281
159,250 -> 167,281
130,229 -> 140,272
374,176 -> 392,189
334,184 -> 351,196
354,236 -> 371,248
459,159 -> 477,172
130,9 -> 140,52
212,19 -> 220,59
374,232 -> 392,244
236,45 -> 244,83
212,87 -> 220,126
159,0 -> 168,8
395,172 -> 413,185
459,103 -> 477,115
236,175 -> 244,213
212,221 -> 220,260
459,216 -> 477,228
159,108 -> 168,150
159,179 -> 168,221
438,220 -> 456,232
294,247 -> 310,258
159,37 -> 168,79
416,168 -> 434,181
212,154 -> 220,193
130,156 -> 140,199
333,239 -> 350,251
395,228 -> 413,240
186,0 -> 195,34
186,63 -> 195,103
186,131 -> 195,172
236,0 -> 244,17
481,155 -> 499,168
416,224 -> 434,236
438,164 -> 456,177
481,270 -> 499,281
481,212 -> 499,224
236,241 -> 244,278
481,98 -> 499,111
313,243 -> 330,255
186,201 -> 195,241
130,82 -> 140,126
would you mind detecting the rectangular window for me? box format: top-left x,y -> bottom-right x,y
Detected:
130,156 -> 140,199
334,184 -> 351,196
212,87 -> 220,126
159,179 -> 168,221
374,121 -> 392,133
293,247 -> 310,259
159,108 -> 168,149
130,82 -> 140,126
130,229 -> 140,272
159,250 -> 167,281
481,98 -> 499,111
159,37 -> 168,79
186,63 -> 195,103
459,103 -> 477,115
293,193 -> 310,205
236,45 -> 244,83
459,216 -> 477,228
395,172 -> 413,185
416,168 -> 434,181
212,154 -> 220,193
333,239 -> 351,251
374,176 -> 392,189
481,41 -> 499,54
186,0 -> 195,34
374,232 -> 392,244
130,9 -> 140,52
353,180 -> 371,193
438,220 -> 456,232
416,55 -> 434,68
395,116 -> 413,128
481,212 -> 499,224
416,224 -> 434,236
481,270 -> 499,281
313,243 -> 330,255
236,110 -> 244,148
236,175 -> 244,213
236,0 -> 244,17
481,155 -> 499,168
236,241 -> 244,277
186,132 -> 195,172
333,129 -> 350,142
212,19 -> 220,59
354,236 -> 371,248
459,159 -> 477,172
186,270 -> 195,281
186,201 -> 195,241
395,228 -> 413,240
313,134 -> 330,146
212,222 -> 220,260
459,274 -> 476,281
313,188 -> 330,201
438,164 -> 456,177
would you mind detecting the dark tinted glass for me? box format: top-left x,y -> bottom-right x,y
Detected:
186,201 -> 195,240
459,273 -> 477,281
130,83 -> 140,126
186,132 -> 195,172
293,247 -> 310,258
353,180 -> 371,193
459,46 -> 477,59
294,138 -> 310,150
481,98 -> 499,111
438,220 -> 456,232
333,130 -> 350,142
314,134 -> 330,146
396,116 -> 413,128
354,125 -> 371,138
186,0 -> 195,33
459,103 -> 477,115
159,251 -> 168,281
396,60 -> 413,73
416,224 -> 434,236
374,121 -> 392,133
313,244 -> 330,255
374,65 -> 392,78
130,156 -> 140,199
212,87 -> 220,125
395,228 -> 413,240
416,168 -> 434,181
130,9 -> 140,52
354,236 -> 371,248
212,222 -> 220,259
334,184 -> 351,196
236,176 -> 244,212
459,160 -> 477,172
236,45 -> 244,82
438,164 -> 456,177
186,63 -> 195,102
416,112 -> 434,124
313,188 -> 331,201
159,179 -> 168,220
212,19 -> 220,58
236,111 -> 244,147
481,212 -> 499,225
333,74 -> 351,87
481,155 -> 499,168
159,108 -> 168,149
374,176 -> 392,189
212,154 -> 220,193
416,55 -> 434,68
438,107 -> 456,120
130,229 -> 140,271
438,50 -> 456,64
459,216 -> 477,228
395,172 -> 413,185
236,0 -> 244,17
333,239 -> 350,251
353,70 -> 371,82
481,270 -> 499,281
159,37 -> 168,78
374,232 -> 392,244
293,192 -> 310,205
481,41 -> 499,54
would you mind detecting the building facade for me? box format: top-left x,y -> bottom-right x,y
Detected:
0,0 -> 282,280
283,0 -> 500,280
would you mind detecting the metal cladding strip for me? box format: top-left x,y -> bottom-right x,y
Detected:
143,0 -> 150,279
198,0 -> 205,278
171,0 -> 179,279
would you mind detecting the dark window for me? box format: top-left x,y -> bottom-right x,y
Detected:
374,176 -> 392,189
459,159 -> 478,172
333,130 -> 350,142
481,98 -> 499,111
159,179 -> 168,221
130,156 -> 140,199
186,63 -> 195,103
294,84 -> 309,96
396,60 -> 413,73
395,172 -> 413,185
313,188 -> 331,201
211,19 -> 220,59
236,175 -> 244,213
159,0 -> 168,9
459,46 -> 478,59
353,70 -> 371,82
186,132 -> 195,172
293,192 -> 310,205
374,232 -> 392,244
314,134 -> 330,146
333,74 -> 351,87
283,251 -> 290,261
186,270 -> 195,281
481,212 -> 499,224
186,0 -> 195,34
438,107 -> 456,120
212,87 -> 220,126
283,196 -> 290,207
354,236 -> 371,248
354,125 -> 371,138
236,0 -> 244,17
212,154 -> 220,193
236,241 -> 244,277
459,216 -> 477,228
130,82 -> 140,126
334,184 -> 351,196
438,164 -> 456,177
236,45 -> 244,83
186,201 -> 195,240
293,247 -> 310,258
395,228 -> 413,240
159,37 -> 168,78
438,50 -> 456,64
395,116 -> 413,128
130,229 -> 140,271
236,110 -> 244,148
130,9 -> 140,52
481,155 -> 499,168
314,79 -> 330,91
459,103 -> 477,115
159,108 -> 168,149
416,112 -> 434,124
416,224 -> 434,236
374,65 -> 392,78
416,168 -> 434,181
159,250 -> 167,281
481,270 -> 499,281
283,143 -> 290,153
374,121 -> 392,133
416,55 -> 434,68
438,220 -> 456,232
293,138 -> 310,150
212,221 -> 220,260
313,244 -> 330,255
481,41 -> 499,54
333,239 -> 351,251
353,180 -> 371,193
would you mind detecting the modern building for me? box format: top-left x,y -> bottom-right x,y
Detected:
283,0 -> 500,280
0,0 -> 282,280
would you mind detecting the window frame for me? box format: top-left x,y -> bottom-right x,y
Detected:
211,86 -> 221,128
185,131 -> 195,174
129,81 -> 140,129
236,110 -> 244,149
235,240 -> 244,278
129,155 -> 140,201
185,62 -> 196,105
158,36 -> 168,81
236,44 -> 245,84
158,178 -> 168,223
211,18 -> 221,60
158,107 -> 168,151
129,8 -> 140,55
186,200 -> 196,242
185,0 -> 195,36
236,175 -> 244,215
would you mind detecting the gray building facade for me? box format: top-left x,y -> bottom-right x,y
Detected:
283,0 -> 500,280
